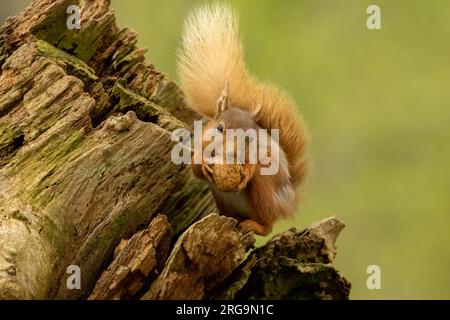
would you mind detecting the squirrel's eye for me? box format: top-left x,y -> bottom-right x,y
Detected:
217,123 -> 224,133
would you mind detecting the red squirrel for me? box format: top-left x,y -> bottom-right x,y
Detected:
177,3 -> 309,236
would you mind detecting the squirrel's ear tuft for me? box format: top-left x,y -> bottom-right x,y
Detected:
252,102 -> 263,121
216,83 -> 229,117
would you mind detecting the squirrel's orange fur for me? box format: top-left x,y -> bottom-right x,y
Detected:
178,3 -> 309,235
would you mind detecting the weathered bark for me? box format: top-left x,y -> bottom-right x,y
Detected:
0,0 -> 350,300
87,214 -> 171,300
211,216 -> 351,300
0,0 -> 210,300
141,213 -> 255,300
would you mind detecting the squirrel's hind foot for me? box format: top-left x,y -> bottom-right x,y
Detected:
238,219 -> 272,236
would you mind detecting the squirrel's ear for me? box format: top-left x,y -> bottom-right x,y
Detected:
216,83 -> 229,117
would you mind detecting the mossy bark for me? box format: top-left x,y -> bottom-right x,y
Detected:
0,0 -> 350,300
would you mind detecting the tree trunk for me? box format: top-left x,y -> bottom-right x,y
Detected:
0,0 -> 350,300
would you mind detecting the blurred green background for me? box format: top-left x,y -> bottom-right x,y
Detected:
2,0 -> 449,299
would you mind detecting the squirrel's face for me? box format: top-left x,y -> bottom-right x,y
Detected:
206,88 -> 260,134
205,107 -> 259,134
200,107 -> 260,163
198,89 -> 261,164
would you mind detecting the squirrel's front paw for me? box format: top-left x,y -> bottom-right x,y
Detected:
238,219 -> 271,236
233,166 -> 252,192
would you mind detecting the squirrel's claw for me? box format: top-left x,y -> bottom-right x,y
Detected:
234,175 -> 249,192
202,163 -> 215,183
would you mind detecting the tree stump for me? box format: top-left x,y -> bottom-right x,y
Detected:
0,0 -> 350,300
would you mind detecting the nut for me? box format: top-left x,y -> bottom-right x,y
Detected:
210,163 -> 244,192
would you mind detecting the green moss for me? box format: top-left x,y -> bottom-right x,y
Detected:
0,123 -> 24,160
150,79 -> 184,111
31,0 -> 114,63
26,129 -> 85,206
113,47 -> 146,71
34,40 -> 98,84
30,0 -> 74,43
111,81 -> 186,130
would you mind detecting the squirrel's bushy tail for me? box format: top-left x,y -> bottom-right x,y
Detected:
178,3 -> 248,118
178,3 -> 308,187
